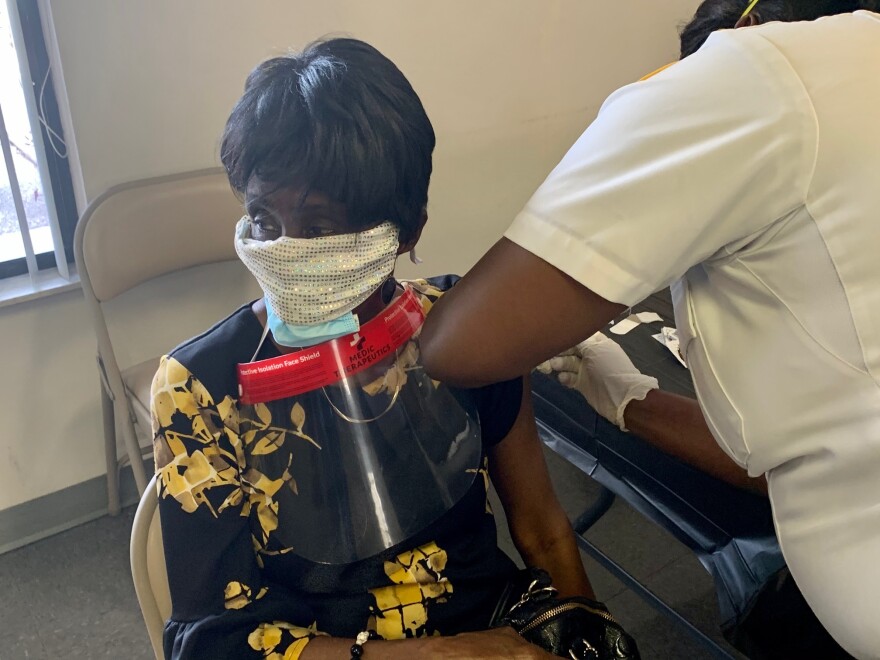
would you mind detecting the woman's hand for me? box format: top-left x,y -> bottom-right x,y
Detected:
425,627 -> 557,659
302,627 -> 556,659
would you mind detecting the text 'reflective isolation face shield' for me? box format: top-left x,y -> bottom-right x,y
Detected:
237,286 -> 482,564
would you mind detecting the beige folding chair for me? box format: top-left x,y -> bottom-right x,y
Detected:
74,168 -> 260,514
131,474 -> 171,660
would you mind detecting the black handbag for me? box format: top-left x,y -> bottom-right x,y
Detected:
490,568 -> 641,660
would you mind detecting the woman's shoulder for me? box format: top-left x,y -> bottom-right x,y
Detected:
403,275 -> 461,318
403,275 -> 460,301
162,302 -> 263,399
404,276 -> 524,442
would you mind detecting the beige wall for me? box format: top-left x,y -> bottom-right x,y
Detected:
0,0 -> 699,510
0,291 -> 102,509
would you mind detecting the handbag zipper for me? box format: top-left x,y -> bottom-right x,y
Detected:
518,602 -> 617,636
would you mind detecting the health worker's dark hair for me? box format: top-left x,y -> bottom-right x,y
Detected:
220,38 -> 435,243
680,0 -> 878,58
788,0 -> 878,19
679,0 -> 792,58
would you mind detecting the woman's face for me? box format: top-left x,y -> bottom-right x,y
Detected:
243,178 -> 406,324
244,179 -> 370,241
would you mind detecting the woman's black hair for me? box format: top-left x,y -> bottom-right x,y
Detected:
679,0 -> 792,58
220,38 -> 435,243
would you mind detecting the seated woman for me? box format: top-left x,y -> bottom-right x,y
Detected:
151,38 -> 630,660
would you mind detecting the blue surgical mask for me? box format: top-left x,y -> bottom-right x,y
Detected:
265,296 -> 360,348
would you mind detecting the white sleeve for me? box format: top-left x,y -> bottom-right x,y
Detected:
505,30 -> 818,306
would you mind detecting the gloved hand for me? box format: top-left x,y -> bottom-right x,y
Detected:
537,333 -> 659,431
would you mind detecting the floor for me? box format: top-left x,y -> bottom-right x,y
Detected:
493,449 -> 743,660
0,447 -> 743,660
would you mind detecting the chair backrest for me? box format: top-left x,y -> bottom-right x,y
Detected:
131,474 -> 171,660
75,168 -> 244,303
73,168 -> 261,409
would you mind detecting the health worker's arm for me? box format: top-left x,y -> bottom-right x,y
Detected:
624,390 -> 768,495
422,29 -> 815,386
542,334 -> 766,494
421,239 -> 623,387
488,375 -> 595,599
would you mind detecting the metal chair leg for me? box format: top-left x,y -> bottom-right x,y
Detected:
101,385 -> 121,516
573,486 -> 616,535
117,399 -> 149,494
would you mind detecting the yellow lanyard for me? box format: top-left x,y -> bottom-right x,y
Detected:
741,0 -> 760,19
639,61 -> 676,82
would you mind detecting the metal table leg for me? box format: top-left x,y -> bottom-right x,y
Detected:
575,532 -> 737,660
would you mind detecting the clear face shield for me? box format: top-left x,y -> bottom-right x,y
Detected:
237,286 -> 482,565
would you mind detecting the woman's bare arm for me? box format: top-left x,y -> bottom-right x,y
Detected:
488,376 -> 595,598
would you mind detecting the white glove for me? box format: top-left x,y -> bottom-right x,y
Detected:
537,332 -> 659,431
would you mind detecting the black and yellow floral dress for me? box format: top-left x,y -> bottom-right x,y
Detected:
151,277 -> 521,660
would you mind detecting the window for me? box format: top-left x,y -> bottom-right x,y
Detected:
0,0 -> 77,281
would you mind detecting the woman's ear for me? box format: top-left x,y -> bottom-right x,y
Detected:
397,208 -> 428,255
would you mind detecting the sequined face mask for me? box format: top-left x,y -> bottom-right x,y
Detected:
234,217 -> 400,326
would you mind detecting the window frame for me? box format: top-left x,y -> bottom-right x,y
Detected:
1,0 -> 78,281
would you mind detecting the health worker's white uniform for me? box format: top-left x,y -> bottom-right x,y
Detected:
506,12 -> 880,658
